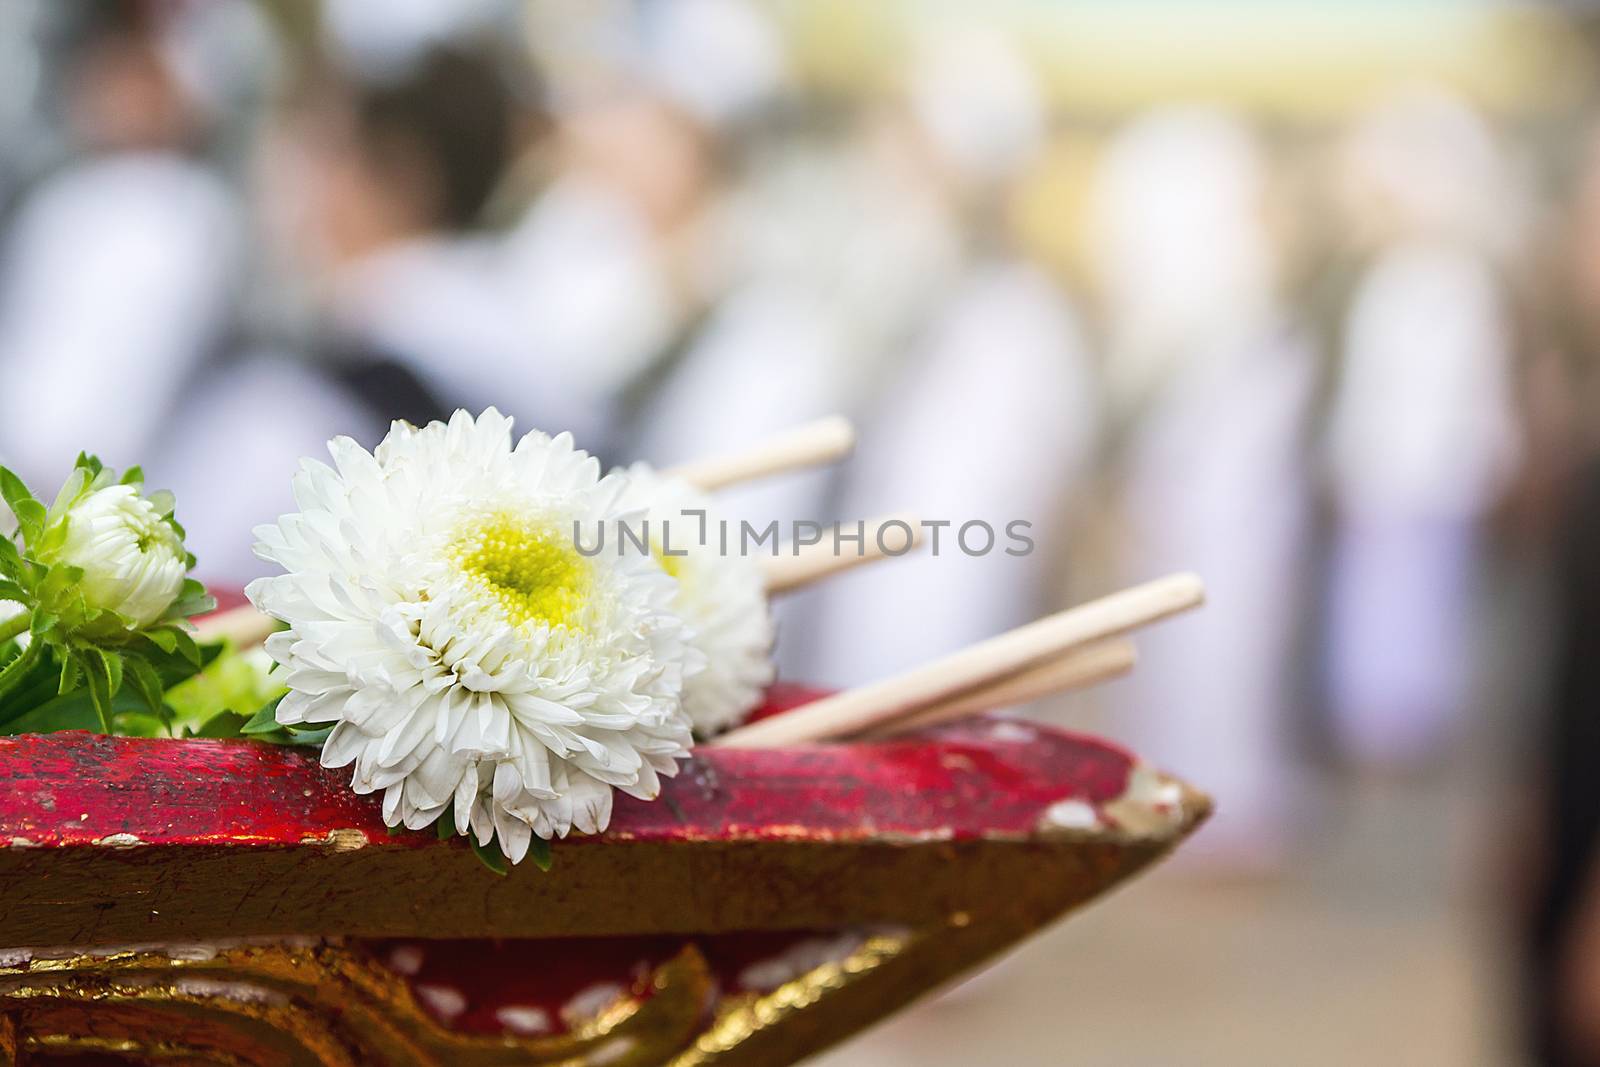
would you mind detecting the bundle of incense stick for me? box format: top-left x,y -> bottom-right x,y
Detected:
197,415 -> 1206,743
713,573 -> 1203,747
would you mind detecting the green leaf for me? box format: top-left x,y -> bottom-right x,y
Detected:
231,697 -> 329,747
119,465 -> 143,487
146,640 -> 219,687
29,609 -> 56,639
0,538 -> 25,586
133,628 -> 212,678
82,649 -> 116,733
0,644 -> 71,725
123,655 -> 165,716
0,693 -> 101,734
0,468 -> 44,543
470,834 -> 509,876
436,807 -> 458,839
0,679 -> 154,736
176,579 -> 211,608
167,627 -> 201,668
35,565 -> 80,607
239,698 -> 284,735
33,520 -> 66,557
159,642 -> 276,732
192,710 -> 249,738
0,640 -> 39,703
102,649 -> 123,697
281,724 -> 332,747
49,467 -> 89,517
143,628 -> 178,655
525,837 -> 553,872
166,590 -> 216,620
57,651 -> 78,695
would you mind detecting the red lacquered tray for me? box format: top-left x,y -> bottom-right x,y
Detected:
0,684 -> 1208,1066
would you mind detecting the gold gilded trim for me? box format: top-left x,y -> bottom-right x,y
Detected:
0,940 -> 717,1066
671,933 -> 909,1066
0,930 -> 921,1066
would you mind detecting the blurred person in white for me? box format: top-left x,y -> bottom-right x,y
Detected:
598,0 -> 855,521
502,84 -> 705,456
587,0 -> 925,676
0,2 -> 242,491
792,25 -> 1097,686
502,0 -> 796,470
174,1 -> 781,587
504,0 -> 789,452
1090,107 -> 1315,872
262,41 -> 526,426
626,17 -> 1087,684
293,0 -> 620,439
160,32 -> 528,585
1325,88 -> 1523,768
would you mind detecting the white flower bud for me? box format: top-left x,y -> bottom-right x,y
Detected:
56,485 -> 187,627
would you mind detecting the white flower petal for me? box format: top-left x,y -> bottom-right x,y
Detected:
250,410 -> 698,862
612,465 -> 775,737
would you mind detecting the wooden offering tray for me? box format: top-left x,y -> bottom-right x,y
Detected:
0,686 -> 1207,1066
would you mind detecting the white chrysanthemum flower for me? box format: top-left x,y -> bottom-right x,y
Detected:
246,410 -> 702,863
56,484 -> 188,628
616,464 -> 774,737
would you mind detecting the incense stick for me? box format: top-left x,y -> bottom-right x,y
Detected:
192,604 -> 279,647
664,415 -> 855,492
712,573 -> 1204,748
859,639 -> 1135,738
761,513 -> 922,594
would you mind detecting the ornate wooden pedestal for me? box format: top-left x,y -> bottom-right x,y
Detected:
0,685 -> 1207,1065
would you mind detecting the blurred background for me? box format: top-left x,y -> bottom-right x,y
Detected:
6,0 -> 1600,1063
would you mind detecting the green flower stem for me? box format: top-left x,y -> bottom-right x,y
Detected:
0,612 -> 29,646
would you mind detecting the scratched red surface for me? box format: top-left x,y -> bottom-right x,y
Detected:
0,685 -> 1138,848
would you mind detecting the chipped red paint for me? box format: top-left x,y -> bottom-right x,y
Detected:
0,710 -> 1138,849
608,720 -> 1140,842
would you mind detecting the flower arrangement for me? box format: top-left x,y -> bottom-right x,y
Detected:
0,408 -> 1205,876
0,413 -> 788,872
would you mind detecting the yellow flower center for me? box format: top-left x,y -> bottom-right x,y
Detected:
450,514 -> 589,630
655,543 -> 686,580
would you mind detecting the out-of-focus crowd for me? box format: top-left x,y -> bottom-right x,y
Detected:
8,1 -> 1600,1062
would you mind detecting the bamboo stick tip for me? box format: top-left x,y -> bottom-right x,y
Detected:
813,415 -> 856,452
1161,571 -> 1207,606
